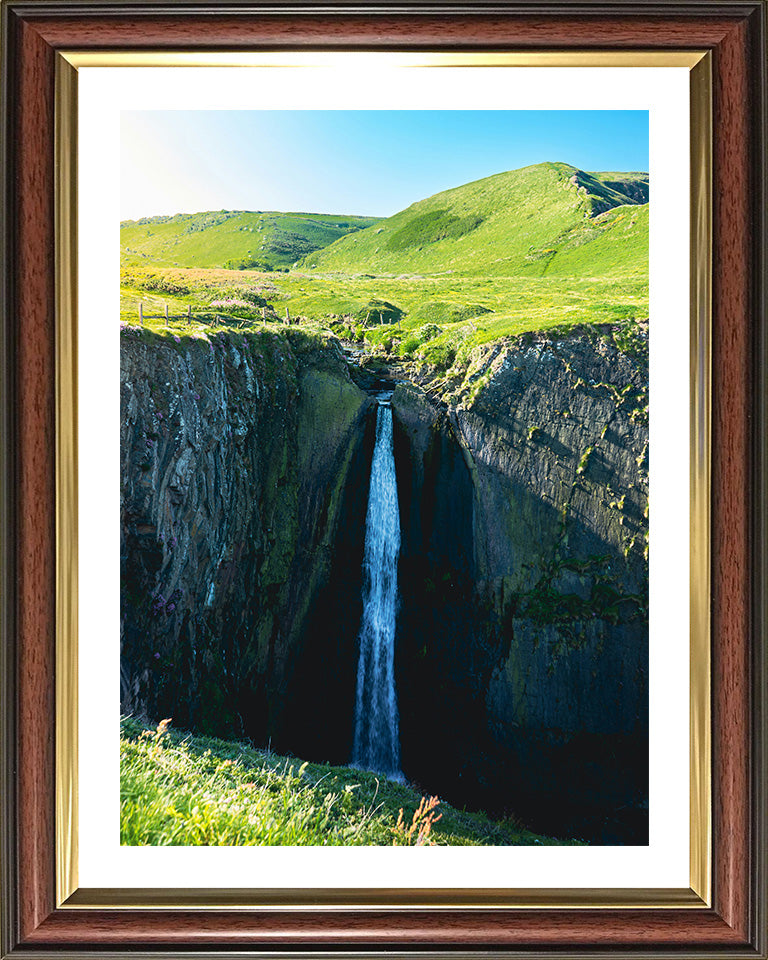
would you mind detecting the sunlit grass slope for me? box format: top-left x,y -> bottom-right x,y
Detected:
119,266 -> 648,377
121,210 -> 381,272
121,718 -> 582,846
297,162 -> 648,278
117,160 -> 648,379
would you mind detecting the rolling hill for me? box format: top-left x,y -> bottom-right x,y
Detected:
120,210 -> 382,271
297,162 -> 648,278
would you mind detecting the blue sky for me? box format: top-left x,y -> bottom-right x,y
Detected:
121,110 -> 648,221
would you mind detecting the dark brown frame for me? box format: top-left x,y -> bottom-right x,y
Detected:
1,2 -> 766,956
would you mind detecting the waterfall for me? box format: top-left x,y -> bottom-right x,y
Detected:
351,401 -> 403,781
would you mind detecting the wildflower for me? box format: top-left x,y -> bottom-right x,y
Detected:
210,297 -> 255,311
154,652 -> 160,660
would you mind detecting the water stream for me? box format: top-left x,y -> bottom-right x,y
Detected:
351,400 -> 403,781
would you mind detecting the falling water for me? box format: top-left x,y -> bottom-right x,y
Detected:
351,401 -> 403,781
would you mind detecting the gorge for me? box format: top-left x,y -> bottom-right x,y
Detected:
120,319 -> 648,845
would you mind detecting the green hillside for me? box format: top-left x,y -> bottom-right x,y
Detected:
121,209 -> 382,272
121,717 -> 582,846
297,162 -> 648,278
119,160 -> 649,382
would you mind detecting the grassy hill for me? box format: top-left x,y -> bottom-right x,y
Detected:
297,162 -> 648,278
121,210 -> 381,272
121,717 -> 582,845
118,160 -> 648,384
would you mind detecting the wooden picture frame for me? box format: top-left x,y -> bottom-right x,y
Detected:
1,1 -> 766,955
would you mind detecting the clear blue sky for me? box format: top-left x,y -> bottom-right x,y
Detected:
121,110 -> 648,221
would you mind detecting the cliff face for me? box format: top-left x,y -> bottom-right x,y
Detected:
120,327 -> 372,739
120,320 -> 648,843
392,327 -> 648,842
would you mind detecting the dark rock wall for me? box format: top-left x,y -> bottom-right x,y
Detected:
600,179 -> 650,204
121,321 -> 648,842
391,330 -> 648,842
120,327 -> 372,741
277,406 -> 378,763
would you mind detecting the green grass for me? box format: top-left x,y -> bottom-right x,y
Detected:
296,162 -> 648,278
118,161 -> 648,391
121,717 -> 582,846
266,270 -> 646,376
119,266 -> 648,385
121,210 -> 381,272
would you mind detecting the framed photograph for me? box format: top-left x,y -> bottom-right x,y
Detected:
1,2 -> 766,956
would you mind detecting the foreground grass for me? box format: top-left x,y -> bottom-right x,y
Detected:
121,718 -> 582,846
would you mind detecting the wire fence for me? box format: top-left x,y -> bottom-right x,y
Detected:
129,300 -> 298,327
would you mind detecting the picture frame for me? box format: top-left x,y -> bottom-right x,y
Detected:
1,1 -> 766,956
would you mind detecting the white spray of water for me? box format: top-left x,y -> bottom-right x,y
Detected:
351,402 -> 403,781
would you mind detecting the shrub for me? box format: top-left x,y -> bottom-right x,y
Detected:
416,323 -> 442,342
224,256 -> 273,271
425,342 -> 456,370
414,301 -> 491,326
397,335 -> 421,357
129,274 -> 191,296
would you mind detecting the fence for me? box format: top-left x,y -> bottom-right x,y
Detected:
133,301 -> 297,327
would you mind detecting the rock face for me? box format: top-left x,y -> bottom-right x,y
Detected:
391,327 -> 648,843
120,320 -> 648,843
120,327 -> 372,740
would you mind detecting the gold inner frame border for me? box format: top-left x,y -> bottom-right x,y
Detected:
55,49 -> 711,911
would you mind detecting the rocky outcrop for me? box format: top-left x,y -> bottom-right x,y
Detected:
391,325 -> 648,843
120,326 -> 372,739
600,178 -> 650,204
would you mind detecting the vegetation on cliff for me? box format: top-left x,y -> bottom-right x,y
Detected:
121,717 -> 581,846
120,269 -> 646,382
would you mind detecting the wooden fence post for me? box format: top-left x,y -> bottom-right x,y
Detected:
165,303 -> 169,322
188,304 -> 192,325
139,302 -> 143,326
285,307 -> 291,325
